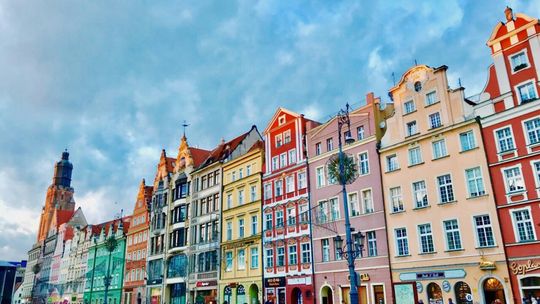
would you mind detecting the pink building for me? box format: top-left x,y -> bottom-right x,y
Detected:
307,94 -> 393,304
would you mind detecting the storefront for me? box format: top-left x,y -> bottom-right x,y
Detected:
509,259 -> 540,301
264,278 -> 286,304
316,270 -> 390,304
149,287 -> 162,304
192,281 -> 217,304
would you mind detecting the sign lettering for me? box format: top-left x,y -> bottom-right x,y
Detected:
510,260 -> 540,275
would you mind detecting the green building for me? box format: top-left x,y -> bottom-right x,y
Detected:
84,218 -> 130,304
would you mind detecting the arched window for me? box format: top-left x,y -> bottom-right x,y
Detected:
454,281 -> 472,304
426,283 -> 443,304
483,278 -> 506,304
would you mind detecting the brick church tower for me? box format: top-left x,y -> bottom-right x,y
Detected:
37,150 -> 76,241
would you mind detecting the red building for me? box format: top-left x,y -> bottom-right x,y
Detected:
475,7 -> 540,302
262,108 -> 320,304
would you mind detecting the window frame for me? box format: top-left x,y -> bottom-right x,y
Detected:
403,100 -> 416,114
428,112 -> 442,129
493,125 -> 516,153
417,223 -> 435,254
358,151 -> 370,175
501,164 -> 525,194
522,116 -> 540,146
395,227 -> 409,256
465,167 -> 486,198
508,49 -> 530,73
510,206 -> 537,243
459,130 -> 476,152
437,173 -> 455,204
515,79 -> 538,104
473,214 -> 496,248
442,219 -> 462,251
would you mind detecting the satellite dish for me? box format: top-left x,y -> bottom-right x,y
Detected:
326,152 -> 358,185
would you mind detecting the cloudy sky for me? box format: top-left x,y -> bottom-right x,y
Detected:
1,1 -> 539,260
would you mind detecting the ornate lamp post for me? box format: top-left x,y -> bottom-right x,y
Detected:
103,231 -> 119,304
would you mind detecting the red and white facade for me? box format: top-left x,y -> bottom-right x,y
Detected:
475,7 -> 540,302
262,108 -> 319,304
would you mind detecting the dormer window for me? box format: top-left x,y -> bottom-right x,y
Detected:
510,51 -> 529,73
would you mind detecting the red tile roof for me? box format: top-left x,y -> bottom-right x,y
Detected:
190,147 -> 212,167
55,210 -> 75,228
197,128 -> 252,169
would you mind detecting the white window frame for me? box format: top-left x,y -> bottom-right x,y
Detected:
386,154 -> 399,172
425,90 -> 437,106
275,179 -> 283,196
531,160 -> 540,189
297,171 -> 307,189
508,49 -> 530,74
437,173 -> 455,204
358,151 -> 370,175
493,125 -> 516,153
366,231 -> 377,257
279,153 -> 287,168
514,79 -> 538,104
271,156 -> 279,171
417,223 -> 435,254
501,164 -> 525,194
459,130 -> 476,152
316,166 -> 325,188
361,188 -> 374,214
288,244 -> 297,265
522,116 -> 540,146
288,148 -> 297,164
406,120 -> 418,136
472,214 -> 496,248
389,186 -> 404,213
250,185 -> 257,202
395,227 -> 409,256
408,146 -> 422,166
465,167 -> 486,198
428,112 -> 442,129
329,196 -> 340,221
264,183 -> 272,200
432,139 -> 448,159
237,249 -> 246,270
286,175 -> 295,193
442,219 -> 462,251
348,191 -> 361,216
510,206 -> 537,242
275,134 -> 283,147
412,180 -> 428,208
250,247 -> 259,269
283,130 -> 291,144
357,126 -> 365,140
315,142 -> 322,155
321,239 -> 330,262
403,100 -> 416,114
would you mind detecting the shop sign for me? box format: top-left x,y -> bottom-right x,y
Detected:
359,273 -> 370,281
196,281 -> 217,287
400,269 -> 466,281
510,260 -> 540,275
265,278 -> 286,288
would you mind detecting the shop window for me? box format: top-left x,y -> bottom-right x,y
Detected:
427,283 -> 443,304
454,281 -> 472,304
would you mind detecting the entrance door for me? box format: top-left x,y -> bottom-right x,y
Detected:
373,285 -> 384,304
321,286 -> 333,304
483,278 -> 506,304
277,288 -> 286,304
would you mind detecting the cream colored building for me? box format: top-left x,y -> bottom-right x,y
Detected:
379,65 -> 511,304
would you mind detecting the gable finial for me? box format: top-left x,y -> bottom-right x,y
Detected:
182,120 -> 190,138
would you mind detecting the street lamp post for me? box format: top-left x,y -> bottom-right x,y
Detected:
103,233 -> 119,304
88,236 -> 98,304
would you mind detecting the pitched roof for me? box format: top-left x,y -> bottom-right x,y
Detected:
196,128 -> 252,170
90,216 -> 131,237
190,147 -> 212,167
55,210 -> 75,228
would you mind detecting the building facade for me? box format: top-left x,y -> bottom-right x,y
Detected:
123,180 -> 153,304
218,131 -> 264,304
379,65 -> 510,304
474,8 -> 540,302
262,109 -> 319,304
307,94 -> 393,304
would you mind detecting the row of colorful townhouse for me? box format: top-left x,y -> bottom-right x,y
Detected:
22,7 -> 540,304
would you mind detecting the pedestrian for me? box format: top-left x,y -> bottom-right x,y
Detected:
418,300 -> 424,304
448,298 -> 453,304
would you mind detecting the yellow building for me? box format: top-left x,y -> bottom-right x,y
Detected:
379,65 -> 511,304
219,139 -> 264,304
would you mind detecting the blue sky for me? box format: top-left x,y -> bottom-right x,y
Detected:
0,0 -> 539,260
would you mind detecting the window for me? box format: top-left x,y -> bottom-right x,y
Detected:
432,139 -> 447,159
276,210 -> 284,227
239,168 -> 243,179
429,112 -> 442,129
238,190 -> 244,205
251,215 -> 258,235
358,152 -> 369,175
524,117 -> 540,145
237,249 -> 246,270
460,131 -> 476,151
512,208 -> 536,242
277,247 -> 285,266
316,167 -> 325,188
284,130 -> 291,144
426,91 -> 437,105
287,207 -> 296,226
357,126 -> 365,140
495,127 -> 515,152
413,181 -> 428,208
503,166 -> 525,193
443,219 -> 462,250
297,172 -> 307,189
275,134 -> 282,147
275,180 -> 283,196
265,213 -> 272,231
367,231 -> 377,257
390,187 -> 403,213
288,149 -> 297,164
327,163 -> 337,185
474,215 -> 495,247
326,138 -> 334,151
299,204 -> 309,223
534,161 -> 540,187
288,245 -> 297,265
286,175 -> 295,193
322,239 -> 330,262
271,157 -> 279,171
301,243 -> 311,263
437,174 -> 454,203
349,192 -> 360,216
408,147 -> 422,166
361,189 -> 374,214
279,153 -> 287,168
466,167 -> 485,197
395,228 -> 409,256
406,121 -> 418,136
404,100 -> 416,114
511,51 -> 529,72
265,249 -> 273,268
226,221 -> 232,241
250,247 -> 259,268
225,251 -> 233,271
264,184 -> 272,200
315,143 -> 322,155
329,197 -> 340,221
386,155 -> 399,172
232,171 -> 236,182
250,185 -> 257,202
238,218 -> 245,238
246,165 -> 251,176
518,81 -> 537,103
418,224 -> 434,253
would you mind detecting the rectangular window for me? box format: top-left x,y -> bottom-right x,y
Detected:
386,155 -> 399,172
276,210 -> 284,227
246,165 -> 251,176
299,204 -> 309,223
326,138 -> 334,151
225,251 -> 232,271
349,192 -> 361,216
406,121 -> 418,136
316,167 -> 325,188
367,231 -> 377,257
426,91 -> 437,105
318,200 -> 329,223
329,197 -> 340,221
432,139 -> 447,159
250,185 -> 257,202
511,51 -> 529,71
503,166 -> 525,193
279,153 -> 287,168
404,100 -> 416,114
361,189 -> 374,214
466,167 -> 485,197
534,162 -> 540,187
275,134 -> 282,147
444,219 -> 462,250
238,190 -> 244,205
358,152 -> 369,175
495,127 -> 515,152
395,228 -> 409,256
231,172 -> 236,182
287,207 -> 296,226
437,174 -> 454,203
408,147 -> 422,166
327,163 -> 337,185
357,126 -> 365,140
277,247 -> 285,266
460,131 -> 476,151
315,143 -> 322,155
288,245 -> 297,265
524,117 -> 540,145
238,218 -> 245,238
284,130 -> 291,144
301,243 -> 311,263
474,215 -> 495,247
251,247 -> 259,269
518,81 -> 537,103
275,180 -> 283,196
512,209 -> 536,242
288,149 -> 297,164
286,175 -> 295,193
237,249 -> 246,270
297,172 -> 307,189
272,156 -> 279,171
322,239 -> 330,262
226,221 -> 232,241
266,249 -> 273,268
239,168 -> 244,179
264,184 -> 272,200
413,180 -> 428,208
265,213 -> 272,231
251,215 -> 258,235
418,224 -> 434,253
390,187 -> 404,213
429,112 -> 442,129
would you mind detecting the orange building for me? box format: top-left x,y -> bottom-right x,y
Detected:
123,179 -> 153,304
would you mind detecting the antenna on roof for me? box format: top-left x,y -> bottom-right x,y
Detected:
414,59 -> 418,66
458,78 -> 462,88
392,72 -> 396,86
182,120 -> 190,137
